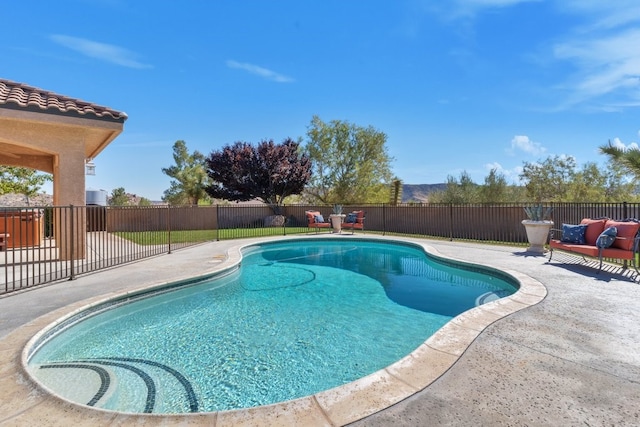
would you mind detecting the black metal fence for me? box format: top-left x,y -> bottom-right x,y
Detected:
2,202 -> 638,294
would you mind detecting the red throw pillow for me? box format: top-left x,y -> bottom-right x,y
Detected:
580,218 -> 607,246
606,220 -> 640,251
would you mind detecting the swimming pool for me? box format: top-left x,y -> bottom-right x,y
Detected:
25,238 -> 518,414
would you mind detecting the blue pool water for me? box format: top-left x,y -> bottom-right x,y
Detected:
27,239 -> 517,414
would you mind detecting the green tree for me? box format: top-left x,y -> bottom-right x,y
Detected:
479,168 -> 508,203
508,184 -> 528,201
109,187 -> 130,206
567,161 -> 637,202
519,155 -> 577,202
205,138 -> 311,207
138,197 -> 152,206
602,162 -> 638,201
566,162 -> 607,202
0,166 -> 51,197
304,115 -> 393,204
599,140 -> 640,180
162,140 -> 211,206
430,171 -> 479,204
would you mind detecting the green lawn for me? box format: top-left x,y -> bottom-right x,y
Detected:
113,230 -> 217,245
113,227 -> 311,245
217,227 -> 309,240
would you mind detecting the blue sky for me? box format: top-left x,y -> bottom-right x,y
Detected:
2,1 -> 640,200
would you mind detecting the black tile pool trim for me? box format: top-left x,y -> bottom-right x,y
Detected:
103,357 -> 199,412
39,357 -> 200,413
39,363 -> 110,406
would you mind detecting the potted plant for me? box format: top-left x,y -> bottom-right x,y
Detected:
522,204 -> 554,254
329,204 -> 345,233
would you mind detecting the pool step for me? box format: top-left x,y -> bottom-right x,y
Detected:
32,357 -> 199,413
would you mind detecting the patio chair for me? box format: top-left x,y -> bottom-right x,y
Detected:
305,210 -> 331,233
0,233 -> 8,251
341,210 -> 365,234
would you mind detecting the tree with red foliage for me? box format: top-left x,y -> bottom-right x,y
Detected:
205,138 -> 311,206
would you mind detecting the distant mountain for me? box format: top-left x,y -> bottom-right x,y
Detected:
401,184 -> 447,203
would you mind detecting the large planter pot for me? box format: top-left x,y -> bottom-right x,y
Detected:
522,220 -> 554,254
329,214 -> 345,233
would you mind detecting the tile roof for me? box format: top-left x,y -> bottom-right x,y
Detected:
0,78 -> 127,122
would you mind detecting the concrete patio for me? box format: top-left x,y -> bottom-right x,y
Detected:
0,235 -> 638,426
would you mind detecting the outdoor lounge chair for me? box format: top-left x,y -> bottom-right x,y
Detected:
306,210 -> 331,233
0,233 -> 9,251
341,210 -> 365,234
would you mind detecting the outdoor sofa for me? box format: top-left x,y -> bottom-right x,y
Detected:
548,217 -> 640,276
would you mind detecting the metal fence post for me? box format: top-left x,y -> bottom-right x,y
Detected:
382,204 -> 386,236
449,203 -> 454,241
69,205 -> 75,280
216,204 -> 220,241
167,206 -> 172,254
283,209 -> 287,236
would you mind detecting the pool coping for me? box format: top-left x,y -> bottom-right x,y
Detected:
1,235 -> 547,426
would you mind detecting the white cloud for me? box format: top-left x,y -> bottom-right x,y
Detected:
558,0 -> 640,31
458,0 -> 537,6
431,0 -> 541,20
553,28 -> 640,109
226,60 -> 294,83
428,0 -> 640,111
611,137 -> 625,149
485,161 -> 503,171
509,135 -> 546,156
484,162 -> 522,183
610,137 -> 639,151
50,35 -> 152,69
546,1 -> 640,111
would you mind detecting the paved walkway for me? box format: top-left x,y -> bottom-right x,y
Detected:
1,236 -> 639,426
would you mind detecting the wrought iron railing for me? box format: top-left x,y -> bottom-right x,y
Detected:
2,202 -> 639,294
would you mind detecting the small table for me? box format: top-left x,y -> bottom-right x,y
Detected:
329,214 -> 346,233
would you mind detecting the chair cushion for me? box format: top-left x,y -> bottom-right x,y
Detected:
580,218 -> 607,246
306,211 -> 320,224
550,240 -> 599,257
605,220 -> 640,251
561,224 -> 587,244
596,226 -> 617,249
314,214 -> 325,223
345,213 -> 357,223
